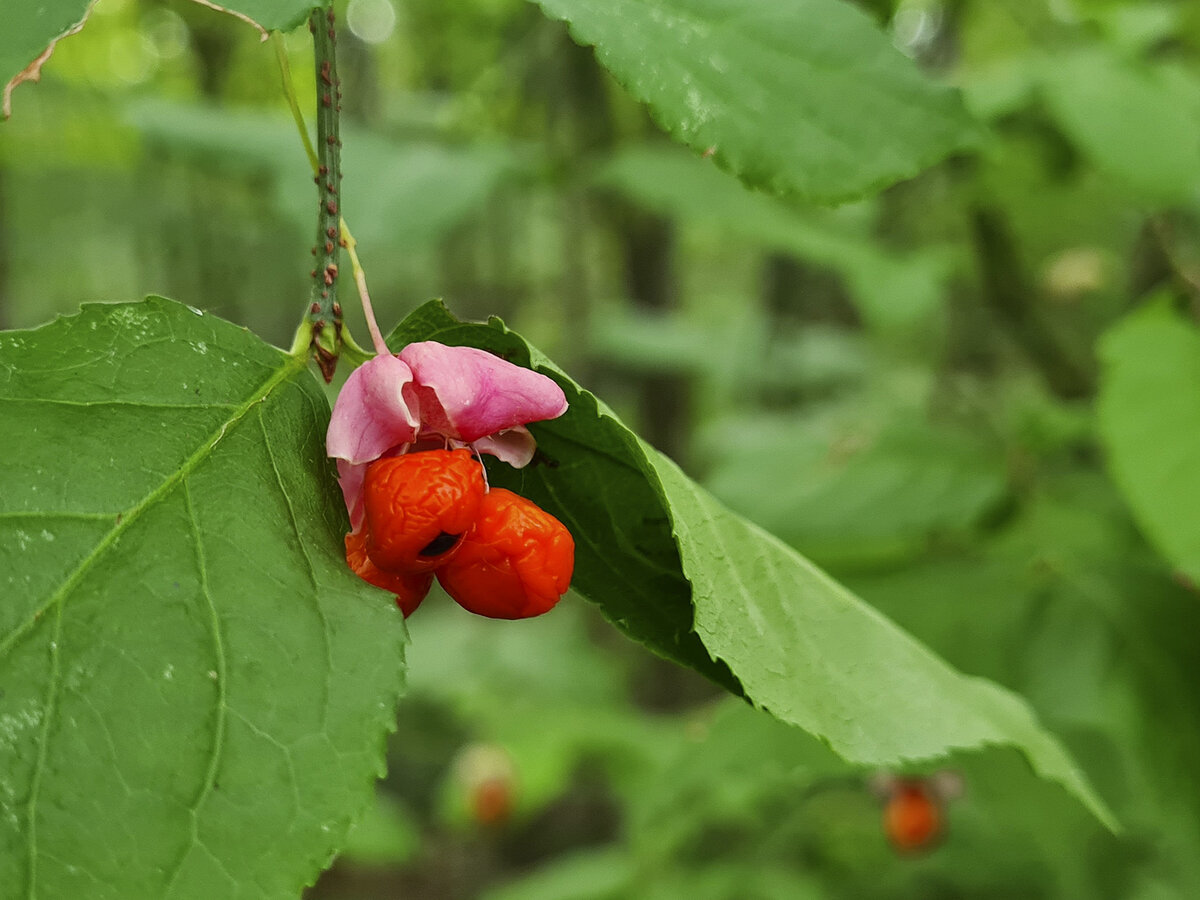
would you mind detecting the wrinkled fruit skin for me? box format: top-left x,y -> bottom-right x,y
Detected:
345,530 -> 433,617
437,488 -> 574,619
884,781 -> 942,854
362,449 -> 486,574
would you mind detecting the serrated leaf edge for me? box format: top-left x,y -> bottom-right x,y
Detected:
531,0 -> 981,203
3,0 -> 98,120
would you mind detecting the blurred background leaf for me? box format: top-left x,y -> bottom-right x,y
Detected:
1098,298 -> 1200,585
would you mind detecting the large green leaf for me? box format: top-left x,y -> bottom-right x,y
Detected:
532,0 -> 980,202
0,298 -> 406,898
388,300 -> 1115,829
1098,301 -> 1200,584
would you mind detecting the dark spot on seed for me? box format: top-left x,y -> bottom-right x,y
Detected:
419,532 -> 461,558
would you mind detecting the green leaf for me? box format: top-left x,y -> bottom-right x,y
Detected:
196,0 -> 315,33
1098,300 -> 1200,584
2,1 -> 93,119
702,412 -> 1008,568
532,0 -> 980,202
125,99 -> 525,257
1040,49 -> 1200,201
387,300 -> 1116,830
0,298 -> 406,898
597,147 -> 951,329
390,307 -> 741,697
653,454 -> 1106,810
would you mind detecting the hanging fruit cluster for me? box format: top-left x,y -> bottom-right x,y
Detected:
346,448 -> 573,617
326,339 -> 574,619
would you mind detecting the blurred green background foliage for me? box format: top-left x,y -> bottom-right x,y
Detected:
4,0 -> 1200,896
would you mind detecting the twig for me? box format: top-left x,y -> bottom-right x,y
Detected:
305,4 -> 344,382
970,206 -> 1095,400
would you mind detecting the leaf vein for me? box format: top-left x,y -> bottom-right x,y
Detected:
258,410 -> 333,730
0,397 -> 238,410
162,477 -> 229,896
0,358 -> 304,661
23,602 -> 64,899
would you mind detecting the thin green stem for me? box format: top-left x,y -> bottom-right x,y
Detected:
273,33 -> 319,176
278,11 -> 380,373
970,205 -> 1095,400
341,221 -> 388,355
